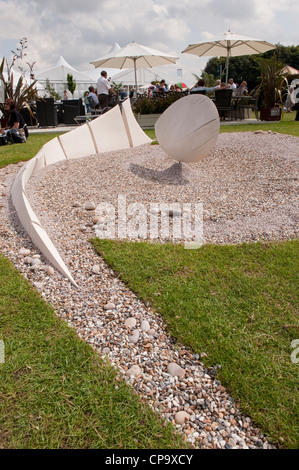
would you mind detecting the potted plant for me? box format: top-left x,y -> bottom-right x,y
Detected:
255,55 -> 287,121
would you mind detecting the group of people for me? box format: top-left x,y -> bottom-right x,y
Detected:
190,77 -> 249,95
145,77 -> 249,97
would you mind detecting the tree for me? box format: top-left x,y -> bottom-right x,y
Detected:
43,78 -> 61,100
67,73 -> 76,98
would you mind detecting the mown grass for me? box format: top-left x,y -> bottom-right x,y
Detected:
220,110 -> 299,136
91,239 -> 299,449
0,254 -> 188,449
0,133 -> 65,169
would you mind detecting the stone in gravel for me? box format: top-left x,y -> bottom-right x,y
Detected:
167,362 -> 186,378
92,265 -> 101,274
24,256 -> 32,264
47,266 -> 55,276
141,320 -> 150,332
84,202 -> 96,210
102,347 -> 110,355
228,437 -> 237,447
19,248 -> 30,256
31,258 -> 42,265
33,282 -> 43,290
32,254 -> 41,259
30,265 -> 40,271
126,365 -> 142,377
79,226 -> 87,232
129,330 -> 140,344
104,302 -> 115,310
175,411 -> 190,424
125,317 -> 137,328
72,202 -> 81,207
94,215 -> 106,224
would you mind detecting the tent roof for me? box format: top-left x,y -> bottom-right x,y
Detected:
35,56 -> 92,82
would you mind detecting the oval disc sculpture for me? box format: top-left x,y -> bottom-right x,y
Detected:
155,94 -> 220,163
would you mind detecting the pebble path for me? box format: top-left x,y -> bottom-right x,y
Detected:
1,131 -> 298,449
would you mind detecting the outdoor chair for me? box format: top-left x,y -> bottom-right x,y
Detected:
87,96 -> 102,115
239,93 -> 259,120
214,89 -> 233,120
190,89 -> 206,95
62,99 -> 85,125
36,98 -> 58,127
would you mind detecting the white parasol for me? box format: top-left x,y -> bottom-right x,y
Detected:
182,30 -> 276,84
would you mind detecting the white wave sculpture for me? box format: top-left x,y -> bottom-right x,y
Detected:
11,99 -> 152,287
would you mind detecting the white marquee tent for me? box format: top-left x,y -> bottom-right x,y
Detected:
35,56 -> 95,99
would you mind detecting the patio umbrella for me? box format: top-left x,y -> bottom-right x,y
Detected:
282,65 -> 299,76
176,82 -> 188,89
182,30 -> 276,84
90,41 -> 178,91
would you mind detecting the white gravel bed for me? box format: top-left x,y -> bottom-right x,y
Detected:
1,131 -> 298,449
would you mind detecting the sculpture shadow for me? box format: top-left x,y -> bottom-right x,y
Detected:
129,162 -> 189,186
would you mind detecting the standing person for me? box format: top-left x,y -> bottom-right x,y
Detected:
63,90 -> 69,100
0,99 -> 27,143
97,70 -> 116,110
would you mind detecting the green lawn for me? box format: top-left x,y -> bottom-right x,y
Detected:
0,133 -> 66,169
91,239 -> 299,449
0,255 -> 188,449
219,110 -> 299,136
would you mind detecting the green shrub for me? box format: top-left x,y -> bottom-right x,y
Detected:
133,92 -> 187,114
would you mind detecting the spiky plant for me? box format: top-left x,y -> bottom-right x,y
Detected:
0,58 -> 38,117
255,55 -> 288,108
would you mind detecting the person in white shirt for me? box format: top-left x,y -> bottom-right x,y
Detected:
228,78 -> 237,90
97,70 -> 116,109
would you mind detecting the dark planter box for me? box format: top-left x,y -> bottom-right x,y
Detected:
260,107 -> 281,121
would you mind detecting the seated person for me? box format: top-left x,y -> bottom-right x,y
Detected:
159,79 -> 168,91
87,86 -> 100,108
0,99 -> 27,143
238,81 -> 248,95
120,87 -> 128,100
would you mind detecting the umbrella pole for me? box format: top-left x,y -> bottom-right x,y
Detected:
225,51 -> 229,84
134,58 -> 138,94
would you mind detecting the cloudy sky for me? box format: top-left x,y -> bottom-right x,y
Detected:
0,0 -> 298,87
